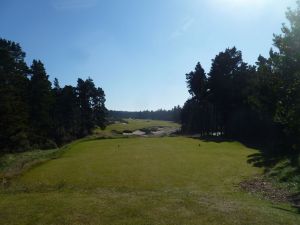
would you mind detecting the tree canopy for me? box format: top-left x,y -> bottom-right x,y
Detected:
0,39 -> 107,152
181,2 -> 300,156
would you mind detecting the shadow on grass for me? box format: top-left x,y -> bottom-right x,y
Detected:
190,135 -> 235,143
190,135 -> 300,212
246,152 -> 283,172
193,135 -> 288,171
271,206 -> 299,214
245,147 -> 300,212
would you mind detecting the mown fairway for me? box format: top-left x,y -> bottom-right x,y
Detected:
0,122 -> 300,225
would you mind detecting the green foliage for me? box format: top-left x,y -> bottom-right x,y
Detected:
76,78 -> 107,136
181,3 -> 300,157
29,60 -> 53,140
271,2 -> 300,153
0,39 -> 107,153
186,62 -> 207,99
249,2 -> 300,154
0,39 -> 30,152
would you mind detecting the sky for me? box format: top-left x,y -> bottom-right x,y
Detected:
0,0 -> 296,111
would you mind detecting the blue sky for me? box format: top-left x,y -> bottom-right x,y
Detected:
0,0 -> 296,111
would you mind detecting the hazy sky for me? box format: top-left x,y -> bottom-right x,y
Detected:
0,0 -> 296,111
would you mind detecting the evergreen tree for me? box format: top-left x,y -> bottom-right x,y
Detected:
0,39 -> 30,152
252,2 -> 300,154
92,87 -> 107,130
208,47 -> 243,136
186,63 -> 207,100
272,2 -> 300,153
0,38 -> 107,152
77,78 -> 107,136
28,60 -> 54,147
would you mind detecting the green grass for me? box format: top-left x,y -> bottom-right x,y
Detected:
0,139 -> 84,181
0,120 -> 179,179
0,149 -> 61,179
0,120 -> 300,225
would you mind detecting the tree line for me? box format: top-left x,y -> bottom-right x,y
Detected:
181,3 -> 300,156
109,106 -> 181,123
0,39 -> 107,153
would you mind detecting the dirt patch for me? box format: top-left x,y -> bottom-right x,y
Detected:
240,176 -> 292,203
132,130 -> 146,136
122,127 -> 179,137
123,130 -> 146,136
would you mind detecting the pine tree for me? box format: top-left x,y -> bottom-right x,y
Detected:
28,60 -> 54,147
0,39 -> 30,152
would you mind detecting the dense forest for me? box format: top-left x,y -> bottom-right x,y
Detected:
181,4 -> 300,157
109,107 -> 181,123
0,40 -> 107,153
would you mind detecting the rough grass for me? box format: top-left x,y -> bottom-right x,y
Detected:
0,149 -> 61,180
94,119 -> 180,137
0,120 -> 300,225
0,140 -> 84,182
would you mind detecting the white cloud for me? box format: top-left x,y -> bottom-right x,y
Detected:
170,17 -> 195,39
52,0 -> 98,10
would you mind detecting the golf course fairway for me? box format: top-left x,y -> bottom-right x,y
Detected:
0,121 -> 299,225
